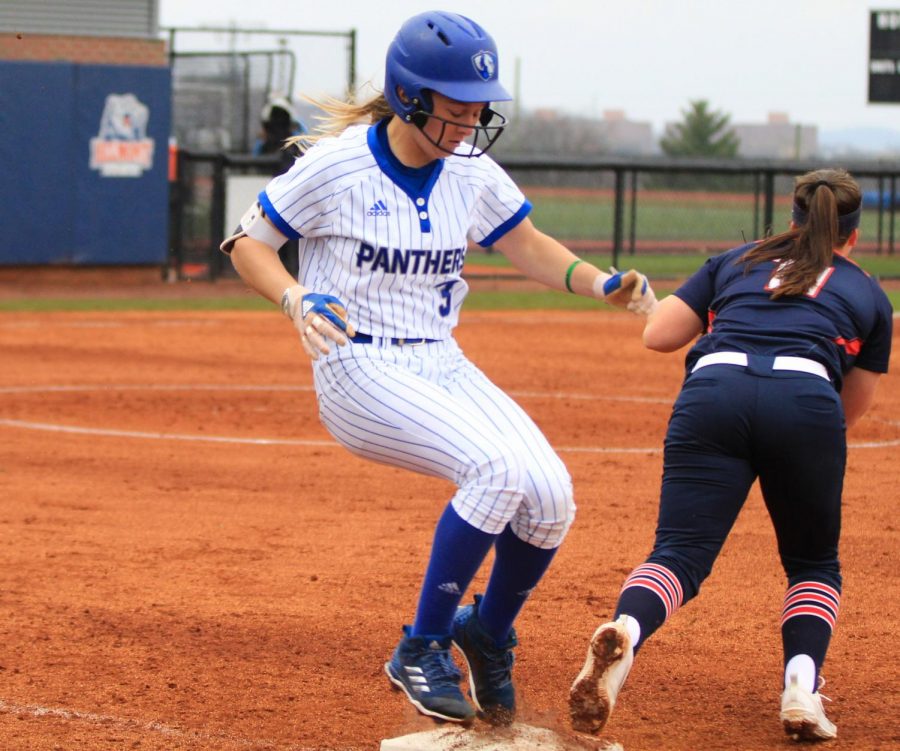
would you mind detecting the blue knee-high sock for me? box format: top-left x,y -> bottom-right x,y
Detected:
411,504 -> 497,638
478,525 -> 558,645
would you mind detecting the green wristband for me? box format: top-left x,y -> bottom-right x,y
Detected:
565,259 -> 584,293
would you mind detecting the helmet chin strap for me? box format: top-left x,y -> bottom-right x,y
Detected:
406,108 -> 508,157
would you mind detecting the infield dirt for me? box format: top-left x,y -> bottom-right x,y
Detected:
0,272 -> 897,751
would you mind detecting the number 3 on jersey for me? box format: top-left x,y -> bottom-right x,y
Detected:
436,280 -> 459,316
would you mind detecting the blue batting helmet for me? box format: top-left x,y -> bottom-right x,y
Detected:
384,11 -> 512,121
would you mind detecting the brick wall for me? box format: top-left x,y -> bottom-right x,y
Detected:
0,33 -> 166,66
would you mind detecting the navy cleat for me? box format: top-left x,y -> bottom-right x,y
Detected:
451,594 -> 517,725
385,625 -> 476,724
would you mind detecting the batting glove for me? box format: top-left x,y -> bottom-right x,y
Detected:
282,286 -> 354,360
300,292 -> 352,332
598,267 -> 658,316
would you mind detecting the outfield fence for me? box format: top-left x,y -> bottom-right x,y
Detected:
169,152 -> 900,281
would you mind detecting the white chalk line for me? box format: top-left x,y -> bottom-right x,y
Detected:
0,384 -> 667,453
0,418 -> 658,454
0,383 -> 316,394
0,418 -> 332,447
0,384 -> 897,451
0,697 -> 356,750
0,383 -> 669,403
870,416 -> 900,426
0,318 -> 225,330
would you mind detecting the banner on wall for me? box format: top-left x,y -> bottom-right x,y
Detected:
89,93 -> 155,177
73,65 -> 171,264
0,60 -> 171,265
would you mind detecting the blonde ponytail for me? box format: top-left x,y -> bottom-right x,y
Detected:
285,93 -> 394,151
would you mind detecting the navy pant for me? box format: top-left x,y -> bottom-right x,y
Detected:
652,363 -> 845,597
617,362 -> 847,661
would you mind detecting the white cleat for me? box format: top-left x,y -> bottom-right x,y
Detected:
780,673 -> 837,741
569,616 -> 634,734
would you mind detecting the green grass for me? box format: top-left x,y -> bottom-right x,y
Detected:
0,291 -> 599,313
530,198 -> 756,242
464,289 -> 601,310
463,288 -> 900,310
470,251 -> 709,277
524,189 -> 897,251
0,297 -> 272,313
470,250 -> 900,280
2,288 -> 898,313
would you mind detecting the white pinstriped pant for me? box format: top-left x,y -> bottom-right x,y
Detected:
312,338 -> 575,549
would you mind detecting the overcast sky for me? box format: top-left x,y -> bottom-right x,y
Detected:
159,0 -> 900,139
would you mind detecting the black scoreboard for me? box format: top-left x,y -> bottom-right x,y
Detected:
869,10 -> 900,103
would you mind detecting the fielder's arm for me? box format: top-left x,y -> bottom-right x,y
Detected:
840,367 -> 882,429
642,294 -> 704,352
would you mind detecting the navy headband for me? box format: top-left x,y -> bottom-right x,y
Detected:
791,201 -> 862,234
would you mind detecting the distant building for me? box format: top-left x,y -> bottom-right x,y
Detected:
499,108 -> 655,156
731,112 -> 818,159
0,0 -> 163,64
658,111 -> 818,159
596,110 -> 655,156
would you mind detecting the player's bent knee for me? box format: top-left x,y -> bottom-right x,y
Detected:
451,446 -> 575,544
509,503 -> 575,549
509,471 -> 576,548
451,453 -> 530,534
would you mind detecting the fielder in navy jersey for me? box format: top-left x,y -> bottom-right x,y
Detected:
569,168 -> 892,742
220,10 -> 656,726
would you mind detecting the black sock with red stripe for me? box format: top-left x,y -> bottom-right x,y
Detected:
781,579 -> 841,685
614,562 -> 686,652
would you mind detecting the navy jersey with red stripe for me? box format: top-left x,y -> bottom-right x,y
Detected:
675,243 -> 893,390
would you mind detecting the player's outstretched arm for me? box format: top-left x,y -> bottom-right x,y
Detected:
491,217 -> 657,314
642,294 -> 703,352
231,236 -> 354,360
841,367 -> 882,429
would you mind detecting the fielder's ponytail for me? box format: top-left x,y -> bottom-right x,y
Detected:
741,169 -> 862,298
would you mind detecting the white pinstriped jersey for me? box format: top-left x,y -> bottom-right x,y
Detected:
256,119 -> 575,546
259,121 -> 532,340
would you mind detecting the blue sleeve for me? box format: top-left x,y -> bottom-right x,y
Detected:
478,200 -> 532,247
855,284 -> 894,373
258,190 -> 302,240
673,256 -> 719,322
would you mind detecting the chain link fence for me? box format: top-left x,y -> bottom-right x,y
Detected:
164,25 -> 356,153
168,152 -> 899,281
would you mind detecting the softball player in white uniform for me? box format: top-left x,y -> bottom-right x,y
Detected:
223,9 -> 657,726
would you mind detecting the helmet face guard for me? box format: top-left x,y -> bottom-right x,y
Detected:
385,11 -> 512,156
409,106 -> 508,156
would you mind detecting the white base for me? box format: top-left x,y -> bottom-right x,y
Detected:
380,722 -> 623,751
